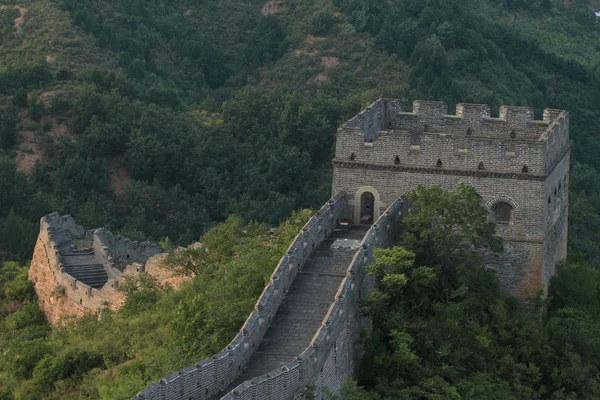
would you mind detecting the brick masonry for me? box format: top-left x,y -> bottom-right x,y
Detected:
131,194 -> 408,400
29,213 -> 165,324
333,99 -> 570,298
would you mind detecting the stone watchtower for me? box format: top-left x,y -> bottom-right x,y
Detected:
332,99 -> 570,299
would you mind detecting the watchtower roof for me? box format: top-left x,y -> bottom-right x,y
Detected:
343,99 -> 568,142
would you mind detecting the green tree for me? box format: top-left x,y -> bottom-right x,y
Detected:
12,88 -> 28,108
0,105 -> 18,149
402,184 -> 503,275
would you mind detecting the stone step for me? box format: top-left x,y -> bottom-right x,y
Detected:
62,264 -> 108,288
216,227 -> 367,398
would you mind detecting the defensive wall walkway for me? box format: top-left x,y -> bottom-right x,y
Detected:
133,193 -> 408,400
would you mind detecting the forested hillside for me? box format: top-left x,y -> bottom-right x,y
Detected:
2,0 -> 600,398
1,0 -> 600,261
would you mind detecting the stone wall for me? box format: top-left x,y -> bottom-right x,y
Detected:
336,100 -> 571,177
29,214 -> 123,324
332,98 -> 570,299
94,228 -> 162,274
132,193 -> 348,400
217,197 -> 407,400
29,214 -> 170,324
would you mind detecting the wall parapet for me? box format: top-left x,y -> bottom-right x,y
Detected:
342,99 -> 567,142
131,192 -> 348,400
219,197 -> 408,400
33,213 -> 162,321
94,228 -> 162,273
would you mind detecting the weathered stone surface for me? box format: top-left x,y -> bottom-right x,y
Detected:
28,238 -> 89,325
333,98 -> 570,299
29,213 -> 186,325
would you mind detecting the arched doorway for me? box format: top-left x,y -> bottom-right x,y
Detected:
352,186 -> 384,224
360,192 -> 375,224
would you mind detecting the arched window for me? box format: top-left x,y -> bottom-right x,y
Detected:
510,130 -> 516,138
493,202 -> 513,223
467,127 -> 473,135
437,159 -> 443,168
394,156 -> 400,165
349,152 -> 356,161
478,162 -> 485,170
522,165 -> 529,173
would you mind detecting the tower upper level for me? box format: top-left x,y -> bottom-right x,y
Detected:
336,99 -> 569,177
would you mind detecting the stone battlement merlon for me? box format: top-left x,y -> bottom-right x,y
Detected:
343,99 -> 568,142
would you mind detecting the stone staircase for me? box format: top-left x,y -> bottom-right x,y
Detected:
219,225 -> 369,397
60,252 -> 108,289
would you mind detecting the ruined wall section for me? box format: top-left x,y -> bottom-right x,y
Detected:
29,214 -> 122,324
132,193 -> 348,400
94,228 -> 162,276
29,214 -> 170,324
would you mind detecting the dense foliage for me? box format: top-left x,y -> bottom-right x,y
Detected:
0,210 -> 312,399
345,186 -> 600,399
1,0 -> 600,262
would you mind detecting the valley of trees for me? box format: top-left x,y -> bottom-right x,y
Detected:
2,0 -> 600,398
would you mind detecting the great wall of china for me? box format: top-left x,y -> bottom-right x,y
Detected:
29,99 -> 570,399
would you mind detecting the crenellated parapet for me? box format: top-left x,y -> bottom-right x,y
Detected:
93,228 -> 162,277
30,213 -> 164,324
132,192 -> 349,400
336,99 -> 570,177
334,98 -> 570,300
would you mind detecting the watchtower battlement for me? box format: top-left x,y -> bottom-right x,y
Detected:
344,99 -> 568,143
337,99 -> 569,177
334,99 -> 570,299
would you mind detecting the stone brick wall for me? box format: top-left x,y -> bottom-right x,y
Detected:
94,228 -> 162,275
29,214 -> 168,324
30,214 -> 124,323
333,98 -> 570,299
215,197 -> 406,400
132,193 -> 348,400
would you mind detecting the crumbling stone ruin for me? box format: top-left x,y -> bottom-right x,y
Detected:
41,99 -> 567,399
29,213 -> 163,324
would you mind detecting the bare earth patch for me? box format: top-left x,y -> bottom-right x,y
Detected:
108,155 -> 132,193
16,111 -> 68,174
184,9 -> 192,16
16,130 -> 41,174
307,72 -> 329,85
294,35 -> 326,57
321,56 -> 339,68
40,90 -> 57,108
261,0 -> 284,15
0,5 -> 27,33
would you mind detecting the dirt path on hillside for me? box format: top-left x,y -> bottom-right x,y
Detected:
0,5 -> 27,33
